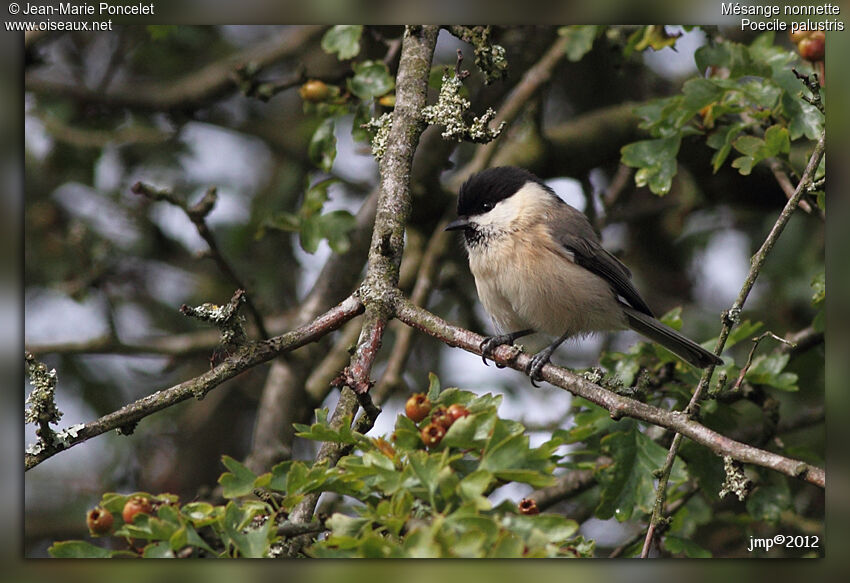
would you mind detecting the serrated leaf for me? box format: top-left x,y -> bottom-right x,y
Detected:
596,427 -> 687,521
348,61 -> 395,100
218,455 -> 258,499
621,135 -> 681,195
222,502 -> 270,558
321,25 -> 363,60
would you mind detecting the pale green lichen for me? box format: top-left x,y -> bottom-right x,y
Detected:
181,292 -> 248,348
422,71 -> 505,144
25,352 -> 63,442
719,455 -> 751,501
363,112 -> 393,161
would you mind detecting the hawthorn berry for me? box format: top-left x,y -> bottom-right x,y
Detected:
518,498 -> 540,515
420,423 -> 446,447
429,406 -> 452,429
446,403 -> 470,424
798,31 -> 825,62
299,79 -> 331,102
122,496 -> 153,524
86,507 -> 114,535
405,393 -> 432,423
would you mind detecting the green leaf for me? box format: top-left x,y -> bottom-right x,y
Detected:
501,514 -> 579,545
321,25 -> 363,60
745,353 -> 798,391
707,122 -> 748,172
142,541 -> 175,558
308,117 -> 336,173
679,439 -> 725,501
555,400 -> 615,444
746,478 -> 791,522
294,413 -> 361,444
181,501 -> 221,527
317,210 -> 357,254
621,135 -> 681,195
348,61 -> 395,100
426,372 -> 441,401
811,272 -> 825,306
218,455 -> 258,499
596,427 -> 687,521
558,26 -> 599,62
724,321 -> 763,350
48,540 -> 115,558
458,470 -> 493,509
222,501 -> 270,558
664,534 -> 712,558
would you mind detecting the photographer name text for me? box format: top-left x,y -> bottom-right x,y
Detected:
19,2 -> 154,16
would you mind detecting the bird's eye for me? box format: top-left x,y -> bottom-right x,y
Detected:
481,202 -> 494,211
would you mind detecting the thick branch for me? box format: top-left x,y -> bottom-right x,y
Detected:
24,295 -> 364,471
283,26 -> 440,546
394,299 -> 824,488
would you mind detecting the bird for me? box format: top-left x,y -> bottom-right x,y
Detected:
445,166 -> 723,385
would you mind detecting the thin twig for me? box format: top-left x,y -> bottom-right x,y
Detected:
640,131 -> 826,558
132,182 -> 270,340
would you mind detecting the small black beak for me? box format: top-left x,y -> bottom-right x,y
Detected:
444,216 -> 470,231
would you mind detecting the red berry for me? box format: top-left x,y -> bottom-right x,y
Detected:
299,79 -> 331,102
429,406 -> 452,429
518,498 -> 540,515
122,496 -> 153,524
420,423 -> 446,447
86,507 -> 114,535
798,32 -> 825,62
446,403 -> 470,424
405,393 -> 432,423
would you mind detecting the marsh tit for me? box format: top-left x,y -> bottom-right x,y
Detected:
445,166 -> 722,384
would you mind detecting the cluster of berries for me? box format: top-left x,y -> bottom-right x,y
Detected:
86,495 -> 153,536
790,29 -> 825,62
404,393 -> 469,448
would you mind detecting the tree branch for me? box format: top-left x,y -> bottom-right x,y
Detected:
24,294 -> 364,471
283,26 -> 441,548
394,298 -> 824,488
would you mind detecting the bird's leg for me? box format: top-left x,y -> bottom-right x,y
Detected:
526,331 -> 571,387
480,329 -> 534,367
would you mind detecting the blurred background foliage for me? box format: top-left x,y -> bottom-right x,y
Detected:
24,25 -> 823,557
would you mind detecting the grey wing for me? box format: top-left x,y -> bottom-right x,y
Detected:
550,212 -> 655,317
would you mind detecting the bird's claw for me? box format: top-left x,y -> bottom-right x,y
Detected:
480,335 -> 520,367
525,352 -> 551,388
